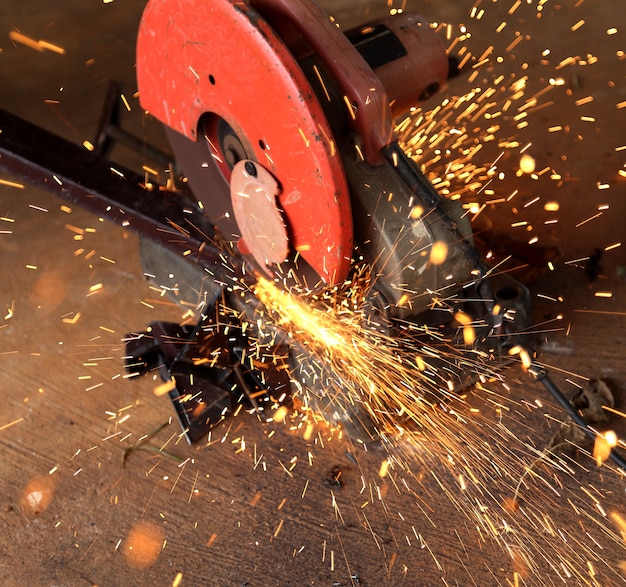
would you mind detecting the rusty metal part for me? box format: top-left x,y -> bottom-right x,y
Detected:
528,362 -> 626,472
125,307 -> 292,443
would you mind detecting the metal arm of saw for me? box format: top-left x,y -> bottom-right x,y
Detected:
250,0 -> 395,165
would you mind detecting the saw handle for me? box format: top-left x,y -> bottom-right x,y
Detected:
251,0 -> 395,165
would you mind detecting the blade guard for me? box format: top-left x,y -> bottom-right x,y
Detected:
137,0 -> 353,284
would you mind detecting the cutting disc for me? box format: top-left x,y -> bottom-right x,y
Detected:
137,0 -> 353,285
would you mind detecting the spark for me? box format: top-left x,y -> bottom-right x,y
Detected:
273,519 -> 284,538
0,178 -> 24,189
429,241 -> 448,265
9,31 -> 66,54
575,213 -> 603,227
154,378 -> 177,397
593,431 -> 618,466
343,96 -> 356,120
62,312 -> 81,325
575,96 -> 594,106
0,417 -> 25,432
122,520 -> 165,569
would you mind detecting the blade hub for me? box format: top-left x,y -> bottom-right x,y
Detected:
230,159 -> 289,269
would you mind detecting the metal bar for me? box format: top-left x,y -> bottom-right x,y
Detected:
0,107 -> 226,274
93,80 -> 174,169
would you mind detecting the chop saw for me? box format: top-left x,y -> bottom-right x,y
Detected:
132,0 -> 531,432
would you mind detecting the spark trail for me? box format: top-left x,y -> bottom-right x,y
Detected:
253,272 -> 626,584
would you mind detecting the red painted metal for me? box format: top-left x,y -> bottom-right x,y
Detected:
351,13 -> 449,117
136,0 -> 353,284
249,0 -> 396,164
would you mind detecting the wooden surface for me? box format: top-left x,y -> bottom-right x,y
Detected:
1,1 -> 626,585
